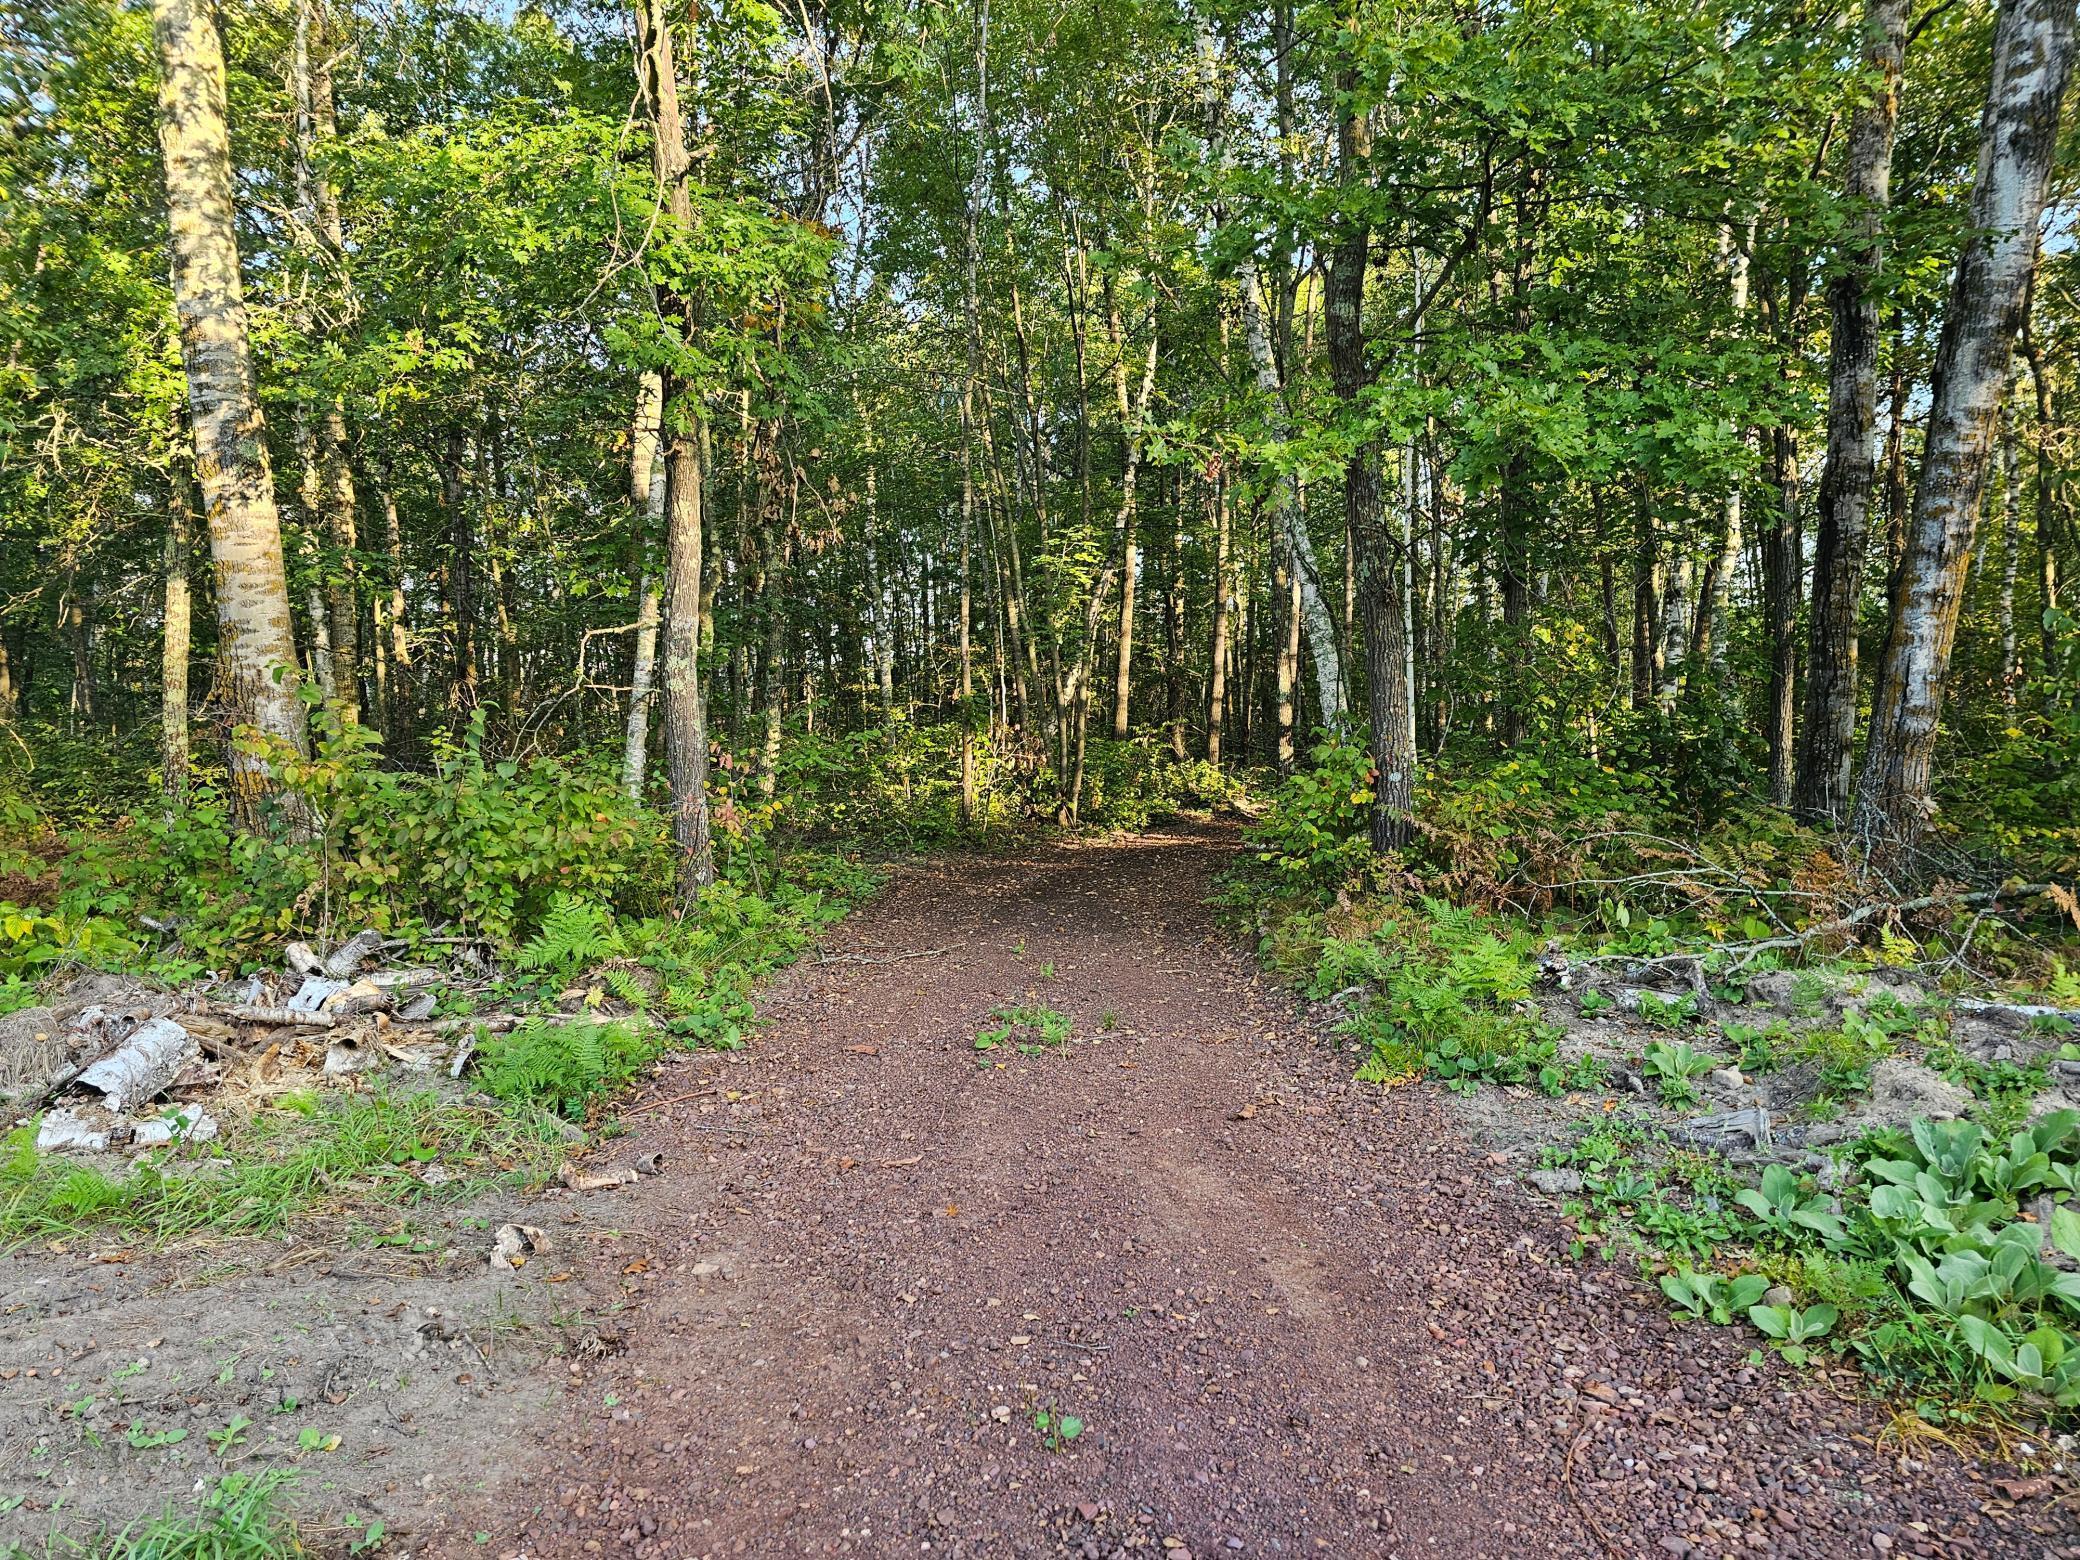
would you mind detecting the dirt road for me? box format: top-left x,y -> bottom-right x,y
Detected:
497,826 -> 2065,1559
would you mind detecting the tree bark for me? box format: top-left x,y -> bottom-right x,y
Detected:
163,458 -> 194,804
634,0 -> 714,900
151,0 -> 310,820
1236,263 -> 1346,728
1853,0 -> 2077,858
1793,0 -> 1910,818
622,371 -> 666,797
1326,58 -> 1413,850
1206,473 -> 1231,765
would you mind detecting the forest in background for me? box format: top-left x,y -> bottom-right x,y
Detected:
1,0 -> 2077,955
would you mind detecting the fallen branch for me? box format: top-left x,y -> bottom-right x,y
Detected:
1557,882 -> 2066,985
1716,882 -> 2062,973
216,1004 -> 336,1028
622,1085 -> 718,1116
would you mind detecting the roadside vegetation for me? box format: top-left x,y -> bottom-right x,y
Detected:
1235,729 -> 2080,1440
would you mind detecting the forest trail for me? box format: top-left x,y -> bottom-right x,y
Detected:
498,826 -> 2053,1560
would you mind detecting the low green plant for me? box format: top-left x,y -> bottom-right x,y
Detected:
0,1090 -> 562,1244
1641,1040 -> 1719,1107
1735,1164 -> 1847,1244
71,1471 -> 302,1559
1634,991 -> 1698,1031
474,1017 -> 652,1120
1031,1405 -> 1084,1451
1660,1267 -> 1769,1325
974,1003 -> 1072,1055
1724,1020 -> 1789,1075
1748,1301 -> 1839,1364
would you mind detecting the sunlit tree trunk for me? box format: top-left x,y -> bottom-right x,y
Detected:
1853,0 -> 2076,858
151,0 -> 309,820
372,463 -> 410,737
162,459 -> 194,804
1206,474 -> 1231,765
1274,543 -> 1299,771
1794,0 -> 1909,818
291,0 -> 359,721
622,371 -> 666,797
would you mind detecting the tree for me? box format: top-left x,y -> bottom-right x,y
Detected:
1794,0 -> 1912,820
1852,0 -> 2078,858
633,0 -> 715,902
150,0 -> 309,821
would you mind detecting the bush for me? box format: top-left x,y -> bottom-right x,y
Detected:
1246,733 -> 1379,888
52,707 -> 670,965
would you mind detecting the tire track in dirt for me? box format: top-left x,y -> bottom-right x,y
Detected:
494,825 -> 2065,1560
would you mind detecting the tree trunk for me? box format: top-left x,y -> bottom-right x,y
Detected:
955,0 -> 989,824
1206,474 -> 1231,765
634,0 -> 714,900
1995,402 -> 2021,695
1793,0 -> 1910,818
1763,419 -> 1802,804
291,0 -> 359,722
1852,0 -> 2076,858
1236,263 -> 1346,728
1631,485 -> 1659,710
151,0 -> 310,820
1167,482 -> 1188,759
1327,67 -> 1412,849
163,460 -> 195,804
622,371 -> 667,797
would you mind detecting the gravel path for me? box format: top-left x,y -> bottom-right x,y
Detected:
495,825 -> 2075,1559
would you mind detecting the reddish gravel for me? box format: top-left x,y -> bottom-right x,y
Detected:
490,825 -> 2078,1559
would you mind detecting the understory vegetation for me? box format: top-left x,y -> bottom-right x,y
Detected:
1237,732 -> 2080,1434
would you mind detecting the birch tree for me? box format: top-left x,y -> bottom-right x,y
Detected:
150,0 -> 310,820
1852,0 -> 2078,857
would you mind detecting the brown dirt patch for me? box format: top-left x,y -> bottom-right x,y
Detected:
479,824 -> 2075,1559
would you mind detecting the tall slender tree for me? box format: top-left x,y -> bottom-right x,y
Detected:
1853,0 -> 2078,857
150,0 -> 309,822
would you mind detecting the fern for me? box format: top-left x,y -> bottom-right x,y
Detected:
475,1017 -> 651,1118
516,896 -> 620,978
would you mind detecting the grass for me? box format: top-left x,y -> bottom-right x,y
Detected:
0,1089 -> 567,1246
39,1472 -> 306,1559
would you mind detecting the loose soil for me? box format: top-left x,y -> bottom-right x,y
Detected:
489,825 -> 2074,1558
5,825 -> 2074,1558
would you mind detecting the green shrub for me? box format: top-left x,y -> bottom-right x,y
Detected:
1323,898 -> 1562,1092
1247,733 -> 1379,888
474,1017 -> 654,1119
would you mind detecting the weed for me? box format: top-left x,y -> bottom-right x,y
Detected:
974,1004 -> 1072,1056
1749,1302 -> 1839,1364
1635,991 -> 1698,1031
1660,1268 -> 1768,1325
1723,1020 -> 1790,1075
207,1415 -> 254,1458
1031,1405 -> 1084,1451
1641,1040 -> 1719,1107
0,1090 -> 563,1245
66,1471 -> 302,1559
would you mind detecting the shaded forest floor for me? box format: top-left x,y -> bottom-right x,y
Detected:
477,824 -> 2069,1559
